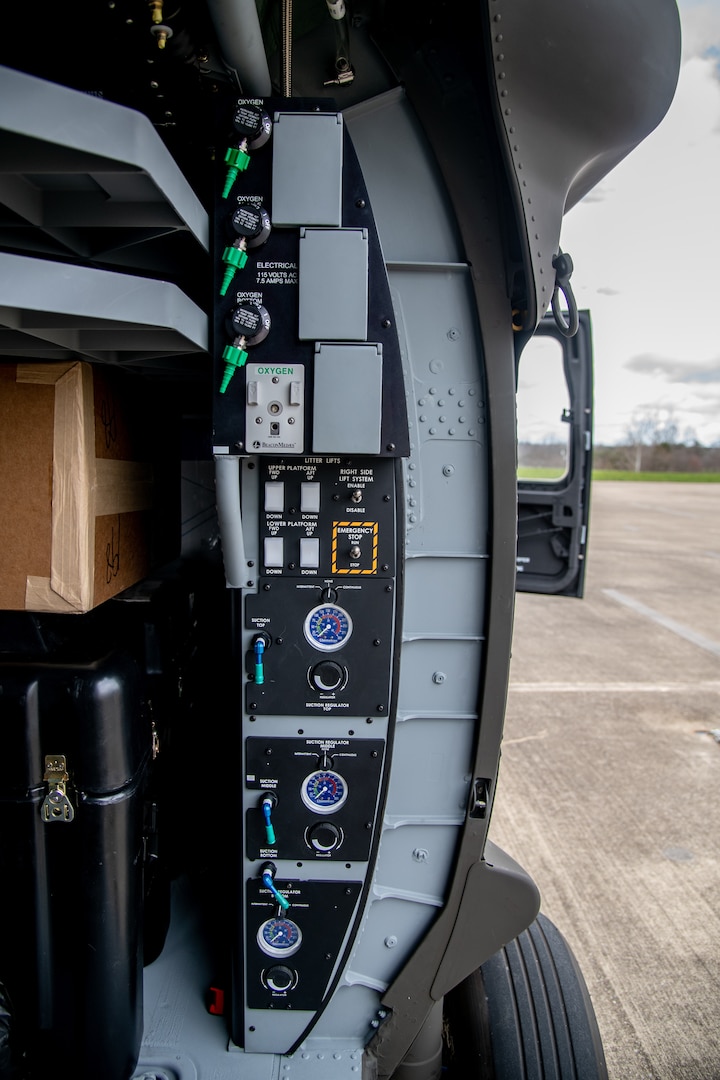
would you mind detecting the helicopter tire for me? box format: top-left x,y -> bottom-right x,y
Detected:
444,912 -> 608,1079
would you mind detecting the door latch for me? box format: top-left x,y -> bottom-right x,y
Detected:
41,755 -> 75,823
469,777 -> 490,819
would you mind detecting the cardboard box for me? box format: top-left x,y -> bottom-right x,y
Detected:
0,361 -> 165,613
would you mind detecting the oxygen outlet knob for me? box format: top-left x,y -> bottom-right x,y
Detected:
219,207 -> 272,297
221,105 -> 271,199
228,302 -> 271,346
232,103 -> 272,147
231,204 -> 272,247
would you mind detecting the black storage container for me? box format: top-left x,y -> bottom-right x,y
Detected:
0,651 -> 150,1080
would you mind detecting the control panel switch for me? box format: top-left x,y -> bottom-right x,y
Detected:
264,537 -> 284,567
300,538 -> 320,568
300,482 -> 321,513
264,482 -> 285,512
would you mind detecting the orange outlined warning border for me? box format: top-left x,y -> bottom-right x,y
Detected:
331,520 -> 379,575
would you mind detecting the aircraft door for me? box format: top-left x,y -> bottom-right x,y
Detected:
515,310 -> 593,597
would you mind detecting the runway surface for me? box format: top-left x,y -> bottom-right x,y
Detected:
488,481 -> 720,1080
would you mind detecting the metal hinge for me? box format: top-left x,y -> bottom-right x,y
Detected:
41,755 -> 75,823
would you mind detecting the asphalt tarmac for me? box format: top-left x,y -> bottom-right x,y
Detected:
488,481 -> 720,1080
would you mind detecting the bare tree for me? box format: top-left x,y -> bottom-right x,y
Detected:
625,406 -> 678,471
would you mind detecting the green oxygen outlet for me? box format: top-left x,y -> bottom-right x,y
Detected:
222,143 -> 251,199
219,242 -> 249,296
219,340 -> 248,394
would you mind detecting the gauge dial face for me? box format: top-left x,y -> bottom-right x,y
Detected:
257,917 -> 303,958
303,603 -> 353,652
301,769 -> 348,815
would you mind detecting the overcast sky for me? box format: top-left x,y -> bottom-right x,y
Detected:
553,0 -> 720,447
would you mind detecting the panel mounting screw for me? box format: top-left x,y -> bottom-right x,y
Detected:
432,671 -> 446,684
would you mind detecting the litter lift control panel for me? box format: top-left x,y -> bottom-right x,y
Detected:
212,98 -> 409,1054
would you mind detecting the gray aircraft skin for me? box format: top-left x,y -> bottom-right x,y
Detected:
0,2 -> 680,1078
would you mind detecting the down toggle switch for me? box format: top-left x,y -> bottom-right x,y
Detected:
309,660 -> 347,692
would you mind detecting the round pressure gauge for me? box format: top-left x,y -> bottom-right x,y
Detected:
301,769 -> 348,814
257,917 -> 303,958
303,603 -> 353,652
